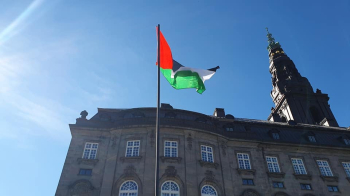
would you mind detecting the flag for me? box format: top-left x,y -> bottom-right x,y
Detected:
156,27 -> 219,94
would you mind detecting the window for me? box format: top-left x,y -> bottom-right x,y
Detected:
242,179 -> 254,185
272,132 -> 280,140
79,169 -> 92,176
201,145 -> 214,163
342,162 -> 350,177
300,183 -> 312,190
344,138 -> 350,145
272,182 -> 284,188
82,142 -> 98,159
201,185 -> 217,196
126,140 -> 140,157
266,156 -> 280,173
327,185 -> 339,192
164,141 -> 178,157
161,181 -> 179,196
308,135 -> 316,142
119,181 -> 138,196
316,160 -> 333,176
237,153 -> 251,169
225,127 -> 234,131
291,158 -> 307,174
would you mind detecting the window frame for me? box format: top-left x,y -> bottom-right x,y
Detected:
82,142 -> 99,159
164,140 -> 178,157
291,158 -> 307,175
201,185 -> 217,196
201,145 -> 214,163
327,185 -> 339,192
300,183 -> 312,190
316,160 -> 333,176
160,181 -> 180,196
237,153 -> 251,170
272,181 -> 284,188
266,156 -> 281,173
125,140 -> 140,157
119,180 -> 138,196
342,162 -> 350,177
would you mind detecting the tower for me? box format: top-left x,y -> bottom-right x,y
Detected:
266,28 -> 339,127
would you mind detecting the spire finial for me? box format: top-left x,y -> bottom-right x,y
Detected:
266,27 -> 281,51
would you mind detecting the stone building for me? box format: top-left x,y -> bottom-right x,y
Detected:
56,31 -> 350,196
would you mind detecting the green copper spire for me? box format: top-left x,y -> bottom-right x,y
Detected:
266,28 -> 281,51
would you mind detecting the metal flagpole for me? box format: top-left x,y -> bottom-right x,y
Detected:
155,24 -> 161,196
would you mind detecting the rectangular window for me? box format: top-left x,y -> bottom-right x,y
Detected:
344,139 -> 350,145
327,185 -> 339,192
317,160 -> 333,176
291,158 -> 307,174
273,182 -> 284,188
125,140 -> 140,157
300,183 -> 312,190
266,156 -> 280,173
342,162 -> 350,177
79,169 -> 92,176
272,132 -> 280,140
308,135 -> 316,142
164,141 -> 178,157
242,179 -> 254,185
237,153 -> 251,169
226,127 -> 234,131
82,142 -> 99,159
201,145 -> 214,163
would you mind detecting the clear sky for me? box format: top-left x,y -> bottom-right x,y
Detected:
0,0 -> 349,195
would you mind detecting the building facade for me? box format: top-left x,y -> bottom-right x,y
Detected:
56,32 -> 350,196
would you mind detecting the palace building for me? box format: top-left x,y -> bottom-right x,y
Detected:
55,31 -> 350,196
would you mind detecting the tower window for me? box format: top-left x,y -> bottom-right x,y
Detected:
342,162 -> 350,177
308,135 -> 316,142
317,160 -> 333,176
242,179 -> 254,185
237,153 -> 251,170
327,185 -> 339,192
201,145 -> 214,163
272,132 -> 280,140
82,142 -> 99,159
79,169 -> 92,176
266,156 -> 281,173
273,182 -> 284,188
125,140 -> 140,157
291,158 -> 307,174
164,141 -> 178,157
300,183 -> 312,190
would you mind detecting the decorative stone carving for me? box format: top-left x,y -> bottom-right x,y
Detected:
160,156 -> 182,163
204,170 -> 215,182
237,168 -> 256,175
241,188 -> 260,196
77,158 -> 99,166
219,140 -> 227,156
187,134 -> 193,150
320,175 -> 338,182
80,110 -> 88,119
267,172 -> 285,178
293,174 -> 312,180
165,166 -> 177,177
68,179 -> 96,196
124,165 -> 136,177
150,129 -> 155,147
120,156 -> 142,163
198,160 -> 219,169
275,192 -> 289,196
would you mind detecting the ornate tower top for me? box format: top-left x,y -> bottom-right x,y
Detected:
266,29 -> 338,127
266,28 -> 281,51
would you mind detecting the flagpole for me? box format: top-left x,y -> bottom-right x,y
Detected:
155,24 -> 161,196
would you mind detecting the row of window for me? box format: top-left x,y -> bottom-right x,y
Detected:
82,142 -> 350,178
119,180 -> 217,196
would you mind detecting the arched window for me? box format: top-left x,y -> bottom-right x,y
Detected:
201,185 -> 217,196
161,181 -> 180,196
119,181 -> 138,196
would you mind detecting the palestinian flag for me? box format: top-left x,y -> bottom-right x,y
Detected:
156,27 -> 219,94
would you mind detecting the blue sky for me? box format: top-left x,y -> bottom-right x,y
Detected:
0,0 -> 349,195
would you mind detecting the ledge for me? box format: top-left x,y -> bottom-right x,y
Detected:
120,156 -> 142,163
198,160 -> 219,169
77,158 -> 99,166
293,174 -> 312,180
320,175 -> 338,182
160,156 -> 182,163
237,168 -> 256,175
267,172 -> 285,178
